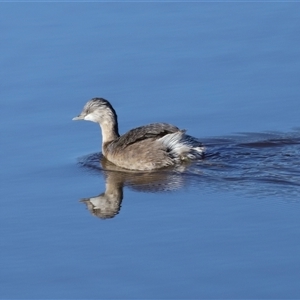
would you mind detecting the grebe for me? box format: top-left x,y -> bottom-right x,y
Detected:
73,98 -> 204,171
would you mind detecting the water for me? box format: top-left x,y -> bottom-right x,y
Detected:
1,3 -> 300,298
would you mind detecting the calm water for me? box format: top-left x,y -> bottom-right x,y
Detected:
1,3 -> 300,299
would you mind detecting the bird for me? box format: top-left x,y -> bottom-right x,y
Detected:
73,98 -> 204,171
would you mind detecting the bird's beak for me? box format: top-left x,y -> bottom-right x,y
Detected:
72,115 -> 84,121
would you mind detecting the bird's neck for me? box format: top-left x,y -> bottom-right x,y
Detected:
99,120 -> 120,145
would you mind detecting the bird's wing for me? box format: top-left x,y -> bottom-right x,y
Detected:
113,123 -> 181,149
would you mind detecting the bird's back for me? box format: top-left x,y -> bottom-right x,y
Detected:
103,123 -> 181,170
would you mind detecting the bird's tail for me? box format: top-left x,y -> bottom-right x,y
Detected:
159,131 -> 205,161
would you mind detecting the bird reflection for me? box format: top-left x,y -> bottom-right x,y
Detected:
80,169 -> 123,219
79,154 -> 189,219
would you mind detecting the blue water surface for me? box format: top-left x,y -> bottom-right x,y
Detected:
1,3 -> 300,299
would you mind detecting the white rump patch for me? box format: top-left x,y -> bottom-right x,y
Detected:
159,131 -> 205,159
159,131 -> 189,152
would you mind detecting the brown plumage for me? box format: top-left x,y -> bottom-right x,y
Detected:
73,98 -> 204,171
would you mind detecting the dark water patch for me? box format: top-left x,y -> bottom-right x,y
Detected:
193,131 -> 300,198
